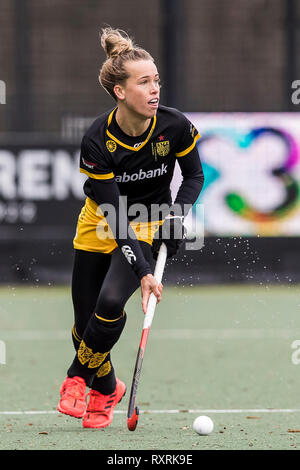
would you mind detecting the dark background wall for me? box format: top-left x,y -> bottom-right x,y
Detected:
0,0 -> 299,285
0,0 -> 299,138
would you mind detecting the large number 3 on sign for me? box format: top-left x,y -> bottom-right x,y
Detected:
197,127 -> 300,230
225,128 -> 300,223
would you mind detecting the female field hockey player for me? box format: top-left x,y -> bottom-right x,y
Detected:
57,27 -> 204,429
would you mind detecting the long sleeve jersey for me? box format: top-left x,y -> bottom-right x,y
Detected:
79,105 -> 204,280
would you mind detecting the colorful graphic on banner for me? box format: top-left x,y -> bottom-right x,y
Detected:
174,113 -> 300,236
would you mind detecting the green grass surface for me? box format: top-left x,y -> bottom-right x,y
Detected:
1,284 -> 300,450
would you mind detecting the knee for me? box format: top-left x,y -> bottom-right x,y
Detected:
96,291 -> 124,319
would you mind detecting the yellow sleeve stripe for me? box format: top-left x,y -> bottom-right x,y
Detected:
80,168 -> 114,180
175,133 -> 201,158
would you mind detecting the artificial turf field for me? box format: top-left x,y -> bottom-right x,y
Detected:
1,284 -> 300,451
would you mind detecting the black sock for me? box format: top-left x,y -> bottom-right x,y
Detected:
71,324 -> 81,351
91,355 -> 117,394
67,312 -> 126,387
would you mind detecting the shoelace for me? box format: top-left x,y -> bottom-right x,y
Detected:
63,379 -> 85,399
87,390 -> 116,412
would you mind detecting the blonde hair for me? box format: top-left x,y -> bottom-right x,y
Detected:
99,27 -> 154,100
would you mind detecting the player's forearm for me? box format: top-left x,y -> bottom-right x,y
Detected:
173,147 -> 204,216
173,174 -> 204,216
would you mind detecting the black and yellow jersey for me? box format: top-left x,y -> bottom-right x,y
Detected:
77,104 -> 204,280
80,105 -> 203,216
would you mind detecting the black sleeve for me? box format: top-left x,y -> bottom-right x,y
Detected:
175,113 -> 201,157
172,145 -> 204,216
80,136 -> 114,181
89,178 -> 152,281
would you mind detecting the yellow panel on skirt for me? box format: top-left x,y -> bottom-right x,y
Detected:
73,197 -> 162,254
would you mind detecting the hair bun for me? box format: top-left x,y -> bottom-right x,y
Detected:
100,27 -> 134,58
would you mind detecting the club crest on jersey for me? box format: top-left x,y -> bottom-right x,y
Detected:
156,140 -> 170,157
106,139 -> 117,152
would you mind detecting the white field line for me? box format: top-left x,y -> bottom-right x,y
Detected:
1,329 -> 300,340
1,409 -> 300,416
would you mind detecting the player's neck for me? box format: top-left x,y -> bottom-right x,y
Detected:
115,107 -> 151,137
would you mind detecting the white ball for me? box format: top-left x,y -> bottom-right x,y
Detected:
193,415 -> 214,435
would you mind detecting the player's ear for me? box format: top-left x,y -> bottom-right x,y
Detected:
114,84 -> 125,101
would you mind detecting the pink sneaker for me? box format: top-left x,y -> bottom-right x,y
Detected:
57,376 -> 87,418
83,378 -> 126,428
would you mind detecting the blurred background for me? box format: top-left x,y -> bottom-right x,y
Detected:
0,0 -> 300,285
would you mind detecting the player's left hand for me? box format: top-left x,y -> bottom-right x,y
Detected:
152,215 -> 186,260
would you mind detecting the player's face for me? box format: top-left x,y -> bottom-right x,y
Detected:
118,60 -> 160,119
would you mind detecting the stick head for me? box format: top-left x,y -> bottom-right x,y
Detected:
127,406 -> 139,431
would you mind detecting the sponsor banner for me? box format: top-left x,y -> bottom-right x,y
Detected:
0,144 -> 85,238
171,113 -> 300,236
2,112 -> 300,240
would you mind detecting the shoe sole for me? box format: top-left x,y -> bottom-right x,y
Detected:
82,387 -> 126,429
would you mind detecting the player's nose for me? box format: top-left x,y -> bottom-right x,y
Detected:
150,81 -> 160,94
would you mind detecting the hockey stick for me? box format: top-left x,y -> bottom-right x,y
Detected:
127,242 -> 168,431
